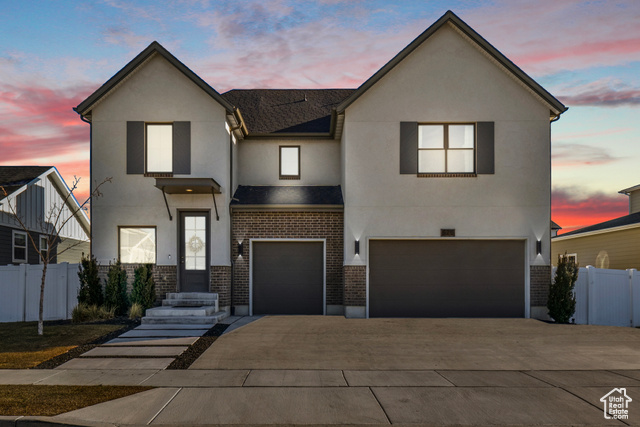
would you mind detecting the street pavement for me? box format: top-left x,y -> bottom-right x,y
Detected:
1,316 -> 640,426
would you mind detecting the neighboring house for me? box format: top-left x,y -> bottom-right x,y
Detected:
74,11 -> 566,318
552,184 -> 640,270
0,166 -> 90,265
551,221 -> 562,237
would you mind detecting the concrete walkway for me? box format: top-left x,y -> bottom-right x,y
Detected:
2,317 -> 640,426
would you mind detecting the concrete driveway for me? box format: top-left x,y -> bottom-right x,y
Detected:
46,316 -> 640,426
191,316 -> 640,370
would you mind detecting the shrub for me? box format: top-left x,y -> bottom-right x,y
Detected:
77,255 -> 103,306
129,302 -> 144,319
131,264 -> 156,310
104,260 -> 129,316
72,303 -> 115,323
548,253 -> 578,324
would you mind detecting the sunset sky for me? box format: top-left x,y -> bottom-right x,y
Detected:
1,0 -> 638,234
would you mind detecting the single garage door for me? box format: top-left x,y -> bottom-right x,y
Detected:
252,241 -> 324,315
369,240 -> 525,318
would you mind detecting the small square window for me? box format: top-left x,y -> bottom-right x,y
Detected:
280,146 -> 300,179
119,227 -> 156,263
146,124 -> 173,173
12,230 -> 27,263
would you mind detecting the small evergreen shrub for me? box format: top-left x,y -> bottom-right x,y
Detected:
77,255 -> 103,306
129,302 -> 144,319
131,264 -> 156,310
548,253 -> 578,324
104,260 -> 130,316
72,303 -> 115,323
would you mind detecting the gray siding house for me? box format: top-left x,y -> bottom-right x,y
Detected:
75,11 -> 566,318
0,166 -> 90,265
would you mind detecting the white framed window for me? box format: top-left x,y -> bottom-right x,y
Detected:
12,230 -> 27,263
563,253 -> 577,264
39,236 -> 48,264
280,146 -> 300,179
146,124 -> 173,173
418,124 -> 475,173
119,227 -> 156,263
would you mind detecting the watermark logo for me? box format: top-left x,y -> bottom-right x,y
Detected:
600,388 -> 632,420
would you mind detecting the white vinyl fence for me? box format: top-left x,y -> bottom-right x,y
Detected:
569,266 -> 640,327
0,263 -> 80,322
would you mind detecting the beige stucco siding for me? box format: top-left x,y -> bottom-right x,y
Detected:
343,23 -> 551,267
552,227 -> 640,270
238,139 -> 340,186
90,54 -> 231,266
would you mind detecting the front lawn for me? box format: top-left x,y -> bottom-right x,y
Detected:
0,385 -> 152,416
0,321 -> 125,369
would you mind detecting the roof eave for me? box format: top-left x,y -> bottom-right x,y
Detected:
336,10 -> 567,116
552,221 -> 640,241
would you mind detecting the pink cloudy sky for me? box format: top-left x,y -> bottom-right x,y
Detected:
1,0 -> 639,234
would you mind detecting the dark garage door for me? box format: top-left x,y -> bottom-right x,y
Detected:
252,241 -> 324,315
369,240 -> 525,318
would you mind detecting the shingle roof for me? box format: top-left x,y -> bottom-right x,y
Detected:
0,166 -> 52,199
222,89 -> 355,134
554,212 -> 640,238
231,185 -> 343,206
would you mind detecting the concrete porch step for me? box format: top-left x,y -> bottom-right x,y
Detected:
145,306 -> 217,317
141,311 -> 229,325
162,299 -> 218,307
165,292 -> 218,301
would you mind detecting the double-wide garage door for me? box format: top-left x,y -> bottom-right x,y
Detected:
252,241 -> 323,315
369,240 -> 525,318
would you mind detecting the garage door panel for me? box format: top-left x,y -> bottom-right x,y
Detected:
369,240 -> 525,318
253,241 -> 323,315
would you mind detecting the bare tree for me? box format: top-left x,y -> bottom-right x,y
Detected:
0,176 -> 111,335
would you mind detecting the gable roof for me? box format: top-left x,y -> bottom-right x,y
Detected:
336,10 -> 567,117
0,166 -> 90,235
553,212 -> 640,239
222,89 -> 354,135
75,41 -> 236,117
0,166 -> 53,199
619,184 -> 640,195
551,220 -> 562,230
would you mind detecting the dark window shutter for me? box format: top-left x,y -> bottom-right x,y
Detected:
126,121 -> 145,174
173,121 -> 191,174
400,122 -> 418,174
476,121 -> 495,175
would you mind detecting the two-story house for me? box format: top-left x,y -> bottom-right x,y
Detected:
75,11 -> 566,319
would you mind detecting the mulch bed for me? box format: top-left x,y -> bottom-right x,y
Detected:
32,318 -> 140,369
166,323 -> 229,369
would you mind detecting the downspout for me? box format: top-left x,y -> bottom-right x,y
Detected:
79,113 -> 92,257
228,113 -> 243,316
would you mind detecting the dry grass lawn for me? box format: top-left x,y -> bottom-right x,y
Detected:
0,321 -> 123,369
0,385 -> 152,416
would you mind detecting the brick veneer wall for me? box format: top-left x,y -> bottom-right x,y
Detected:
530,264 -> 551,307
97,264 -> 177,305
344,265 -> 366,307
211,265 -> 231,309
231,211 -> 344,308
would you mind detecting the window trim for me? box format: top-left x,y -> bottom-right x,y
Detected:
145,122 -> 174,175
118,226 -> 158,264
417,123 -> 476,175
562,253 -> 578,264
12,230 -> 27,264
279,145 -> 301,180
39,236 -> 48,264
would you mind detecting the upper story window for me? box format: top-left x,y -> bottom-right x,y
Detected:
126,121 -> 191,176
280,146 -> 300,180
12,230 -> 27,263
418,124 -> 475,174
146,124 -> 173,173
400,121 -> 494,176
